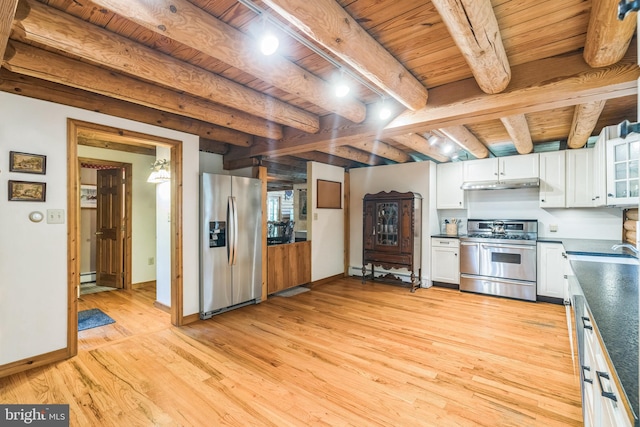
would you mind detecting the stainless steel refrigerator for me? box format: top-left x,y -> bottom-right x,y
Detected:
200,173 -> 262,319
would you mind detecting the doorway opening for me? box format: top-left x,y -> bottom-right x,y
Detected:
78,158 -> 132,295
67,118 -> 184,357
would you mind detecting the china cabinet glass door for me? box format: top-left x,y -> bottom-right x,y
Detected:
376,202 -> 398,246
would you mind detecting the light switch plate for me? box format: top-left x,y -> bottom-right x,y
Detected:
47,209 -> 65,224
549,224 -> 558,232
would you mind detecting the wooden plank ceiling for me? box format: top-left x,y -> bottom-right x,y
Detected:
1,0 -> 638,190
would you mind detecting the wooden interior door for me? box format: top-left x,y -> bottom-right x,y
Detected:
95,168 -> 124,288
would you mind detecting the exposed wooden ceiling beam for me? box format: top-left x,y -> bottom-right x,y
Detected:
4,41 -> 280,141
199,138 -> 229,155
0,0 -> 18,65
438,126 -> 489,159
13,0 -> 319,133
89,0 -> 367,124
567,100 -> 607,149
292,152 -> 362,169
261,160 -> 307,177
227,47 -> 638,160
431,0 -> 510,94
500,114 -> 533,154
583,0 -> 637,67
261,0 -> 428,110
318,146 -> 386,166
0,69 -> 252,146
386,46 -> 639,135
390,134 -> 449,162
349,140 -> 412,163
261,156 -> 308,172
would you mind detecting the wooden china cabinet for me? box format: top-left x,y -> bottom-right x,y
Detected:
361,191 -> 422,292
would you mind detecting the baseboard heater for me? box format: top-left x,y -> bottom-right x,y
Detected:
80,272 -> 96,283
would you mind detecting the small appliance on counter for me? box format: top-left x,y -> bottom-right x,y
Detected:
459,219 -> 538,301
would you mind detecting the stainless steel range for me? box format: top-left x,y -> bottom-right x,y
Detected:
460,219 -> 538,301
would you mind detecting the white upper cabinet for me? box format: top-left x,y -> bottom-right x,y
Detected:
592,130 -> 607,207
500,153 -> 539,180
566,148 -> 595,207
606,134 -> 640,206
463,158 -> 498,182
463,153 -> 539,182
437,162 -> 465,209
539,151 -> 565,208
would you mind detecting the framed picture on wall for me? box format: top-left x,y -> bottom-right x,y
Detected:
8,180 -> 46,202
80,184 -> 97,208
9,151 -> 47,175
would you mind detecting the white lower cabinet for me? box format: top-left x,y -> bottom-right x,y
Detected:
581,304 -> 633,427
536,242 -> 565,299
431,238 -> 459,285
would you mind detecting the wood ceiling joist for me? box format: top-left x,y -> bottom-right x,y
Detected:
13,0 -> 319,133
318,146 -> 387,166
292,151 -> 361,169
386,47 -> 640,136
438,126 -> 490,159
77,136 -> 156,156
583,0 -> 637,68
200,138 -> 229,155
89,0 -> 367,124
4,41 -> 279,141
390,133 -> 449,163
500,114 -> 533,154
430,0 -> 511,94
349,140 -> 412,163
0,69 -> 252,146
0,0 -> 18,64
261,0 -> 428,110
567,100 -> 607,149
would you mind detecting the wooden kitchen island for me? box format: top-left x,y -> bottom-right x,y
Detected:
267,240 -> 311,295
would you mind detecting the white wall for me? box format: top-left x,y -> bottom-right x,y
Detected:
0,92 -> 199,366
78,145 -> 158,284
438,187 -> 623,240
308,162 -> 345,281
349,161 -> 438,286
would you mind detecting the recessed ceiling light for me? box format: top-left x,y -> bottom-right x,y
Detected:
260,32 -> 279,56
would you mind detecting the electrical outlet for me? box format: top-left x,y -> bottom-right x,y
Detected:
313,213 -> 318,220
47,209 -> 65,224
148,257 -> 154,265
549,224 -> 558,232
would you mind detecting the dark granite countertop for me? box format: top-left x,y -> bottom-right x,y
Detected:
569,258 -> 638,421
537,237 -> 638,258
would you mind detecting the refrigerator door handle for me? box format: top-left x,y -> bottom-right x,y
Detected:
227,196 -> 236,265
230,196 -> 239,265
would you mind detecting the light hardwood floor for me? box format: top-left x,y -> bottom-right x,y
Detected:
0,279 -> 582,426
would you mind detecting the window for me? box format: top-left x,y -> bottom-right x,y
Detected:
267,195 -> 281,221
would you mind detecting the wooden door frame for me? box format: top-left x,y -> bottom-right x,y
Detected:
67,118 -> 184,357
79,158 -> 132,289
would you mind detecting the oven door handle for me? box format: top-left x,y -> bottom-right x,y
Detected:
481,244 -> 535,251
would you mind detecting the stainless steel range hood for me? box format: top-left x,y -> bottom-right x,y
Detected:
460,178 -> 540,191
